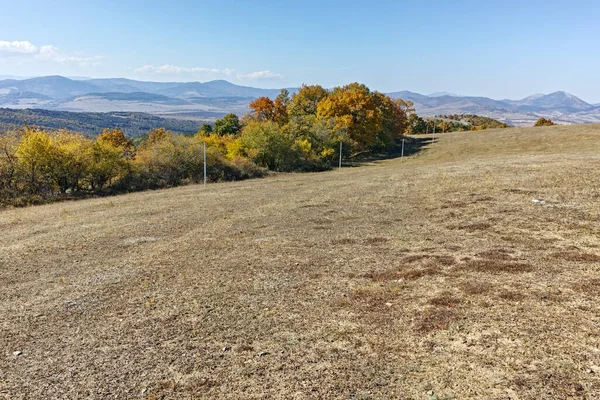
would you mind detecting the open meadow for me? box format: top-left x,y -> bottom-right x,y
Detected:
1,125 -> 600,399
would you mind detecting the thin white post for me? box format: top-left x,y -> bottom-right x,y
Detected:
401,138 -> 405,158
339,141 -> 342,172
203,141 -> 207,187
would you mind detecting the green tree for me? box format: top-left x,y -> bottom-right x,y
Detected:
198,123 -> 213,136
239,121 -> 300,171
213,113 -> 242,135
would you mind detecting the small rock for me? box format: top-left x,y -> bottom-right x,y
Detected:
222,346 -> 231,352
531,199 -> 546,204
385,302 -> 393,307
259,351 -> 269,356
13,351 -> 22,356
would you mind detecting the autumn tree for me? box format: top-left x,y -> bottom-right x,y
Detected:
274,89 -> 291,126
45,131 -> 92,193
87,132 -> 132,190
98,128 -> 135,159
248,97 -> 276,122
0,130 -> 23,197
316,83 -> 381,153
15,128 -> 54,194
372,92 -> 408,148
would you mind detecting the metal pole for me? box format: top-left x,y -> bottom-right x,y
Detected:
203,141 -> 207,187
401,138 -> 405,158
339,141 -> 342,171
432,121 -> 436,143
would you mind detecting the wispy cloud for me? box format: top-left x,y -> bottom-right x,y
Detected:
0,40 -> 102,66
135,64 -> 283,81
236,70 -> 282,80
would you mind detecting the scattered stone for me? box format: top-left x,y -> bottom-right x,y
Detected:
13,351 -> 22,356
531,199 -> 546,204
222,346 -> 231,352
385,302 -> 393,307
259,351 -> 269,356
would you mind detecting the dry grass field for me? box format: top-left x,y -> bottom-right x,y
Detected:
2,124 -> 600,399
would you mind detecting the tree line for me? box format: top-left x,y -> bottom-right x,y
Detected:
0,108 -> 204,137
0,82 -> 412,207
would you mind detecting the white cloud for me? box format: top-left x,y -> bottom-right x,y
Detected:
236,70 -> 283,80
134,64 -> 236,76
135,64 -> 283,81
37,45 -> 103,66
0,40 -> 38,55
0,40 -> 102,66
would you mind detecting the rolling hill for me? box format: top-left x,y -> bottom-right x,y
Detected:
1,76 -> 600,126
3,124 -> 600,397
0,108 -> 207,137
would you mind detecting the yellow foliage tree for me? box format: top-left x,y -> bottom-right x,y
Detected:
316,83 -> 381,153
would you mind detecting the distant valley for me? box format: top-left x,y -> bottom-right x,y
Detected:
1,75 -> 600,127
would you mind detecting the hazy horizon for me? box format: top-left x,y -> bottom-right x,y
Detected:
1,1 -> 600,101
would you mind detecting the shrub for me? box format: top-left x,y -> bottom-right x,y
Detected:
534,117 -> 556,127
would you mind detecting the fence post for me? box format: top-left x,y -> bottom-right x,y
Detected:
401,138 -> 405,158
203,141 -> 207,187
339,141 -> 342,171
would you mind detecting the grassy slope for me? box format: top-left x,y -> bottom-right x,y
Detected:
2,125 -> 600,399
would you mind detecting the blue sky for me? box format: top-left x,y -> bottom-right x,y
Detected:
1,0 -> 599,101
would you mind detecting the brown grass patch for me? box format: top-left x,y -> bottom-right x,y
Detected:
460,281 -> 492,295
362,268 -> 402,282
441,201 -> 469,209
552,251 -> 600,262
332,238 -> 357,245
401,254 -> 455,266
476,249 -> 515,261
457,222 -> 492,232
398,266 -> 441,280
364,236 -> 389,245
465,259 -> 534,274
427,291 -> 462,307
498,290 -> 525,301
572,278 -> 600,296
417,308 -> 458,332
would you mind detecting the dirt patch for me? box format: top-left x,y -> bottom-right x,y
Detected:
416,308 -> 459,332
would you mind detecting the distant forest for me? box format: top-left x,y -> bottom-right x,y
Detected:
0,108 -> 204,137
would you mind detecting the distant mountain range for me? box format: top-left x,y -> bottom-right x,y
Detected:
1,75 -> 599,126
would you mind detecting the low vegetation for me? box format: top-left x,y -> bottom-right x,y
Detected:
534,117 -> 557,126
1,83 -> 412,207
